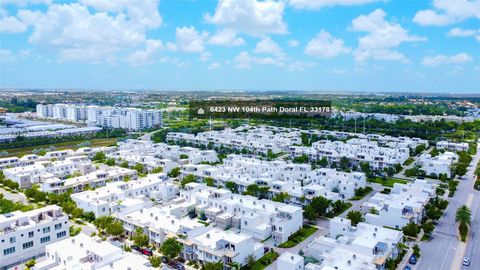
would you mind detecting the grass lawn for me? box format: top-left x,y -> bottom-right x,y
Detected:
278,225 -> 318,248
3,138 -> 117,157
325,202 -> 353,218
351,186 -> 373,200
367,177 -> 408,187
245,251 -> 279,270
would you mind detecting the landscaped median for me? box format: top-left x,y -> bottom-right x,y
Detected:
367,176 -> 408,187
277,225 -> 318,248
245,250 -> 279,270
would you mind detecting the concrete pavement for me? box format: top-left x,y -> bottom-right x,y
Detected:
416,141 -> 480,270
0,187 -> 28,204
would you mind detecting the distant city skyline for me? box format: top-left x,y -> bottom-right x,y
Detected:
1,0 -> 479,93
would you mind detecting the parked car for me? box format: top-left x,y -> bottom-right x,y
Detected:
140,248 -> 153,256
131,245 -> 141,252
409,254 -> 417,265
403,266 -> 412,270
462,257 -> 471,266
169,260 -> 185,270
161,256 -> 169,263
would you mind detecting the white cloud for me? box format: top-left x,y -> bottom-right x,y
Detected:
287,39 -> 299,47
351,9 -> 426,62
421,53 -> 473,66
208,28 -> 245,47
234,51 -> 253,69
208,62 -> 221,69
0,16 -> 27,33
5,2 -> 164,64
204,0 -> 287,36
233,50 -> 303,70
447,27 -> 480,41
175,26 -> 208,53
199,51 -> 211,61
254,37 -> 282,54
79,0 -> 162,28
0,49 -> 15,62
413,0 -> 480,26
125,39 -> 163,65
304,30 -> 350,58
288,0 -> 381,10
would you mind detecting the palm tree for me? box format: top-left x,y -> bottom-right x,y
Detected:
456,205 -> 472,226
456,205 -> 472,242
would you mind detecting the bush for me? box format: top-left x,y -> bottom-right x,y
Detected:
459,222 -> 468,242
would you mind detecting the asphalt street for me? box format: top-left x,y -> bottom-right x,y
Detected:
417,141 -> 480,270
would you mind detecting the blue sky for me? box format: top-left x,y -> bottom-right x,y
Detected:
0,0 -> 479,93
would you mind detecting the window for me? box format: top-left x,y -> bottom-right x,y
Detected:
23,241 -> 34,249
9,237 -> 15,243
3,247 -> 15,255
43,227 -> 51,233
40,236 -> 51,244
57,231 -> 67,238
28,231 -> 34,238
55,223 -> 62,230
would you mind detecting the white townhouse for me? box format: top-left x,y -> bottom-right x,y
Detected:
277,252 -> 304,270
305,168 -> 367,200
0,206 -> 69,268
40,166 -> 138,194
416,151 -> 458,178
181,228 -> 264,267
115,204 -> 210,248
363,180 -> 435,229
436,140 -> 469,152
71,174 -> 177,217
304,217 -> 403,270
180,184 -> 303,245
33,233 -> 154,270
3,155 -> 96,188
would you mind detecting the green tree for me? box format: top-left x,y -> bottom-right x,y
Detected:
225,181 -> 239,193
105,158 -> 116,166
402,222 -> 420,237
132,228 -> 150,247
422,221 -> 435,234
204,177 -> 215,187
120,161 -> 129,168
203,261 -> 224,270
149,256 -> 162,268
133,163 -> 145,174
160,237 -> 183,260
93,216 -> 115,232
272,192 -> 290,203
92,152 -> 106,162
246,255 -> 256,269
106,221 -> 124,239
346,210 -> 364,226
456,205 -> 471,241
168,167 -> 181,178
317,157 -> 328,168
340,157 -> 350,170
181,174 -> 197,188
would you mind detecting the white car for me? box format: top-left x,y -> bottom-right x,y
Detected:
462,257 -> 471,266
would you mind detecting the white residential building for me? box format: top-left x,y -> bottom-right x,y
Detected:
436,140 -> 469,152
304,217 -> 403,270
33,233 -> 154,270
0,206 -> 69,268
363,180 -> 435,229
182,228 -> 264,267
277,252 -> 304,270
71,174 -> 177,217
416,151 -> 458,177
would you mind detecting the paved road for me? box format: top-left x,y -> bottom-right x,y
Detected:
417,141 -> 480,270
0,187 -> 28,204
138,128 -> 164,142
339,182 -> 383,218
